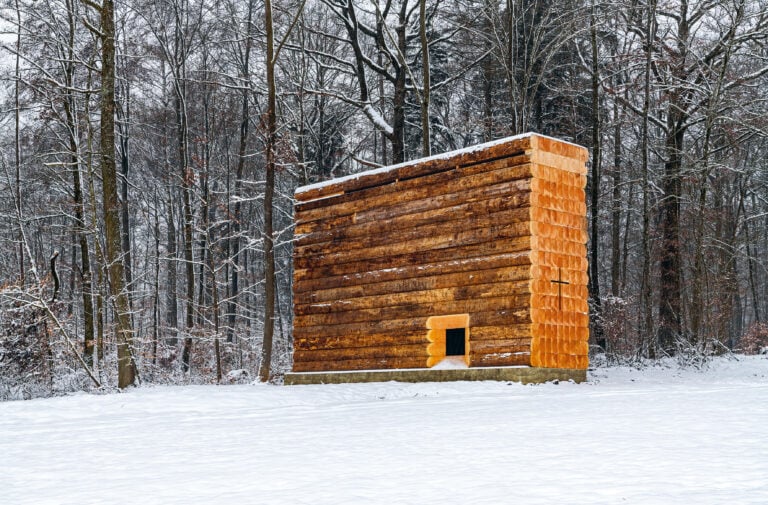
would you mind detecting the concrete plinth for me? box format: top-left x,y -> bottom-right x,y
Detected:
284,366 -> 587,385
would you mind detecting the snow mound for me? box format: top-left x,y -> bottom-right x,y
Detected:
430,356 -> 469,369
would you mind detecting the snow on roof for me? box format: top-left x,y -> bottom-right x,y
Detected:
295,132 -> 584,195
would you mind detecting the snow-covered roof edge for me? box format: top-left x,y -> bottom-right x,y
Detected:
295,132 -> 585,195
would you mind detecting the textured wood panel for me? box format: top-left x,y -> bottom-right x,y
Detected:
294,225 -> 532,270
292,133 -> 589,373
293,308 -> 533,340
295,136 -> 534,203
294,243 -> 532,284
294,294 -> 531,328
528,155 -> 590,370
295,256 -> 531,300
292,356 -> 428,373
296,156 -> 532,218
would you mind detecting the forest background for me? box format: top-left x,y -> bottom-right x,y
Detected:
1,0 -> 767,397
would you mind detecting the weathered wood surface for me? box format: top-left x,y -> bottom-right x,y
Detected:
295,208 -> 531,259
296,156 -> 532,219
295,138 -> 534,203
293,317 -> 429,340
296,275 -> 531,312
470,325 -> 533,341
294,294 -> 531,328
528,156 -> 590,370
294,343 -> 430,363
296,282 -> 530,320
294,332 -> 429,351
295,243 -> 532,284
293,308 -> 532,340
296,179 -> 531,236
296,190 -> 531,247
293,356 -> 428,373
469,352 -> 531,367
469,339 -> 531,353
294,224 -> 532,270
295,254 -> 531,298
292,133 -> 590,373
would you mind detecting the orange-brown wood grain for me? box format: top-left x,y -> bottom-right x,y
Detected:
292,133 -> 589,372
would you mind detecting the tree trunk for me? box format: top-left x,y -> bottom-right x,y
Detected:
166,189 -> 179,346
14,0 -> 24,285
610,100 -> 622,297
639,0 -> 656,358
153,190 -> 161,363
390,3 -> 408,164
119,91 -> 133,313
657,118 -> 684,354
175,31 -> 195,372
100,0 -> 135,388
67,96 -> 95,366
117,41 -> 133,316
62,0 -> 95,365
260,0 -> 277,383
419,0 -> 430,157
83,61 -> 106,365
229,0 -> 254,343
588,2 -> 603,349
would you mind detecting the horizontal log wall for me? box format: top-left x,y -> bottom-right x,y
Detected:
293,137 -> 543,372
292,133 -> 590,373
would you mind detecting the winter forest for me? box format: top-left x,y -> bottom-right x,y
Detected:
1,0 -> 767,398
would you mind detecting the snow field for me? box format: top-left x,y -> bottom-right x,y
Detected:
1,356 -> 767,505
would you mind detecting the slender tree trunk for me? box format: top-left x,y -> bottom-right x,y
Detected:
229,0 -> 254,343
160,59 -> 178,348
746,191 -> 760,323
390,4 -> 408,164
100,0 -> 135,388
589,2 -> 603,349
174,13 -> 196,372
377,51 -> 387,165
83,61 -> 106,365
691,121 -> 712,344
61,0 -> 95,364
208,240 -> 222,382
196,95 -> 211,327
14,0 -> 23,285
181,132 -> 195,372
119,84 -> 133,313
153,190 -> 161,363
259,0 -> 277,382
640,0 -> 656,358
64,63 -> 95,365
166,189 -> 179,346
610,100 -> 622,297
419,0 -> 430,157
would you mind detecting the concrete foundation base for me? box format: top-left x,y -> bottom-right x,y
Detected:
284,366 -> 587,385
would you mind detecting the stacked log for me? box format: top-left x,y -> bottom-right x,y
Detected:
292,133 -> 589,373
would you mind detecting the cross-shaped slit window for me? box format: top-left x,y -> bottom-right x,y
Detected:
550,267 -> 570,311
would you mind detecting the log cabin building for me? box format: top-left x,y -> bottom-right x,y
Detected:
286,133 -> 589,384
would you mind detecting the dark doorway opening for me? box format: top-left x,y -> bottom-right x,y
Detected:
445,328 -> 466,356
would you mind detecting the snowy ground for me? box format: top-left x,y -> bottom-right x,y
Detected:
2,356 -> 767,505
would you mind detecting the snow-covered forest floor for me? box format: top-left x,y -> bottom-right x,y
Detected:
2,356 -> 767,505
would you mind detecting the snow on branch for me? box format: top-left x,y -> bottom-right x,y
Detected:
362,104 -> 394,137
